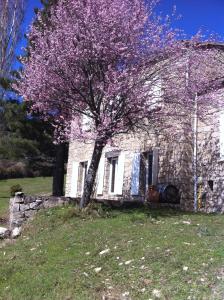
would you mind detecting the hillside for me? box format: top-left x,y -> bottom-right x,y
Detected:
0,203 -> 224,299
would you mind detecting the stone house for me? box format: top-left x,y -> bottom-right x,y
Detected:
65,43 -> 224,213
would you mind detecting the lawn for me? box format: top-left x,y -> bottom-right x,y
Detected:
0,177 -> 52,221
0,204 -> 224,299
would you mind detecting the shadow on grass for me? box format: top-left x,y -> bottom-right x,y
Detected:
98,202 -> 216,222
71,201 -> 195,222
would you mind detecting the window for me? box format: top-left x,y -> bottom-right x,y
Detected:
106,151 -> 125,195
147,152 -> 153,186
80,161 -> 88,193
145,149 -> 159,191
109,157 -> 118,194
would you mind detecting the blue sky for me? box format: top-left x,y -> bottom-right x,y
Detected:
17,0 -> 224,60
156,0 -> 224,38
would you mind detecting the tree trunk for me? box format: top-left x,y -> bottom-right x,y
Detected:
52,143 -> 65,196
80,139 -> 105,208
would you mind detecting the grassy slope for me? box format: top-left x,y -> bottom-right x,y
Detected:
0,177 -> 52,220
0,206 -> 224,300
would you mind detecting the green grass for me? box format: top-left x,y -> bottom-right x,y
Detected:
0,205 -> 224,299
0,177 -> 52,220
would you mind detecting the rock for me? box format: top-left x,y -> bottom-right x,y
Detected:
152,289 -> 162,298
11,211 -> 25,220
43,200 -> 57,209
24,196 -> 36,204
99,249 -> 110,255
11,203 -> 20,213
11,227 -> 22,238
11,218 -> 24,228
24,210 -> 35,218
124,260 -> 133,265
15,192 -> 24,197
13,196 -> 24,204
94,267 -> 102,273
36,199 -> 43,203
30,201 -> 42,210
20,204 -> 30,211
0,227 -> 10,239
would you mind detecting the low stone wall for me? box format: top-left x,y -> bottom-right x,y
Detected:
9,194 -> 74,231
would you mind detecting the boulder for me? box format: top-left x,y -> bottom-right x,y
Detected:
0,227 -> 10,239
30,201 -> 43,210
11,227 -> 22,238
20,204 -> 30,211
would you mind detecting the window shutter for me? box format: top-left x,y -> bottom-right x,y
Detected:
152,148 -> 159,185
97,156 -> 105,195
70,162 -> 79,197
116,152 -> 125,195
220,113 -> 224,159
131,153 -> 141,195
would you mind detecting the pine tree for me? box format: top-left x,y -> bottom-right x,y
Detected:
32,0 -> 67,196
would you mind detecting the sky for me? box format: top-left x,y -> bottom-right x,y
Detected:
156,0 -> 224,38
16,0 -> 224,60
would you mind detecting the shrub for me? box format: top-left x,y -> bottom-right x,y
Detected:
7,162 -> 28,178
10,184 -> 23,196
0,166 -> 7,179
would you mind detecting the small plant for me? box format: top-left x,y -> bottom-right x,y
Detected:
10,184 -> 23,197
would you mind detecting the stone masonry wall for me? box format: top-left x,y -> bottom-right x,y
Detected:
9,194 -> 74,230
66,130 -> 195,211
197,110 -> 224,213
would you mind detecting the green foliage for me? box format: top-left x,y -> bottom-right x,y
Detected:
0,161 -> 30,180
0,1 -> 63,180
0,99 -> 56,177
10,184 -> 23,196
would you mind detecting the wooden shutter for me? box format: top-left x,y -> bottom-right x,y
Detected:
220,112 -> 224,158
152,148 -> 159,185
116,152 -> 125,195
70,162 -> 79,197
97,156 -> 105,195
131,153 -> 141,195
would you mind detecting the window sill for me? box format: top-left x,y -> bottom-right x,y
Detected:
108,193 -> 122,197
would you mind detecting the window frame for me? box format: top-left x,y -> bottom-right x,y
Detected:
80,161 -> 88,194
108,156 -> 118,195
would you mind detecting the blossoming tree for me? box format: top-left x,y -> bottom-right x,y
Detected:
17,0 -> 224,207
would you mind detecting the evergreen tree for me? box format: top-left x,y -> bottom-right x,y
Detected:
30,0 -> 67,195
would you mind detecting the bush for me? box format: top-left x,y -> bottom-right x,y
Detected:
10,184 -> 23,196
0,166 -> 7,179
0,159 -> 54,179
7,162 -> 28,179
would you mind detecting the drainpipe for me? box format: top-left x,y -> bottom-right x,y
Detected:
193,93 -> 198,212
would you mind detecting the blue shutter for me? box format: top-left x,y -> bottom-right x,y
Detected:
131,153 -> 141,195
